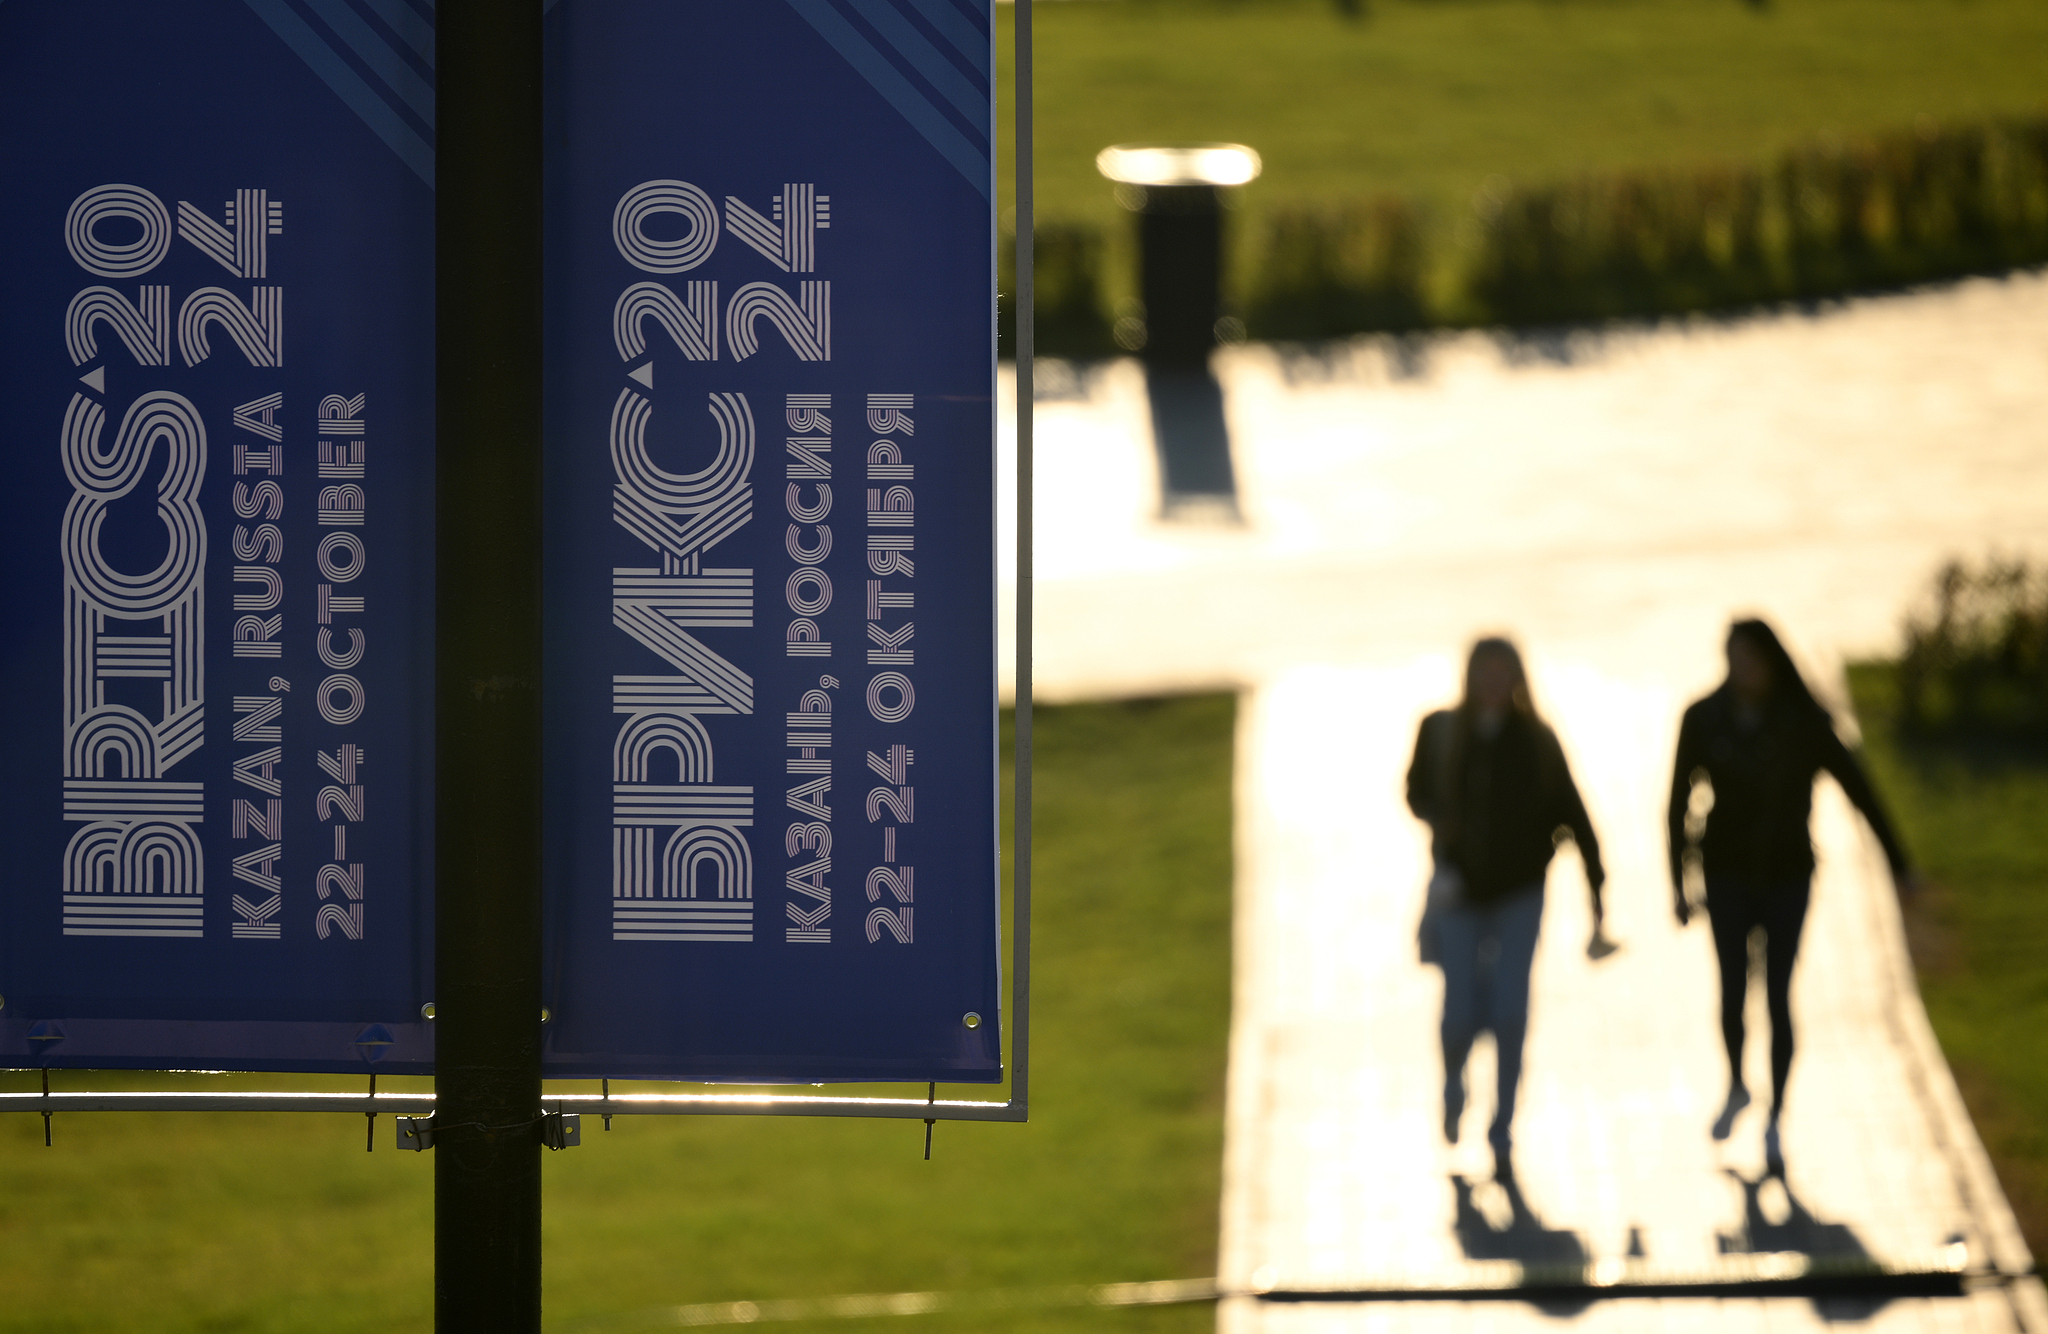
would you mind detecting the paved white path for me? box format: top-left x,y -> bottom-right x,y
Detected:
1000,269 -> 2048,702
997,270 -> 2048,1330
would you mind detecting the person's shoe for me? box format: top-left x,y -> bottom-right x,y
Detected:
1763,1120 -> 1784,1175
1711,1084 -> 1751,1141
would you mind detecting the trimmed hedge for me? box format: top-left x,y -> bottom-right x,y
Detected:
1899,558 -> 2048,740
1470,116 -> 2048,325
1002,112 -> 2048,356
997,222 -> 1118,359
1242,198 -> 1430,339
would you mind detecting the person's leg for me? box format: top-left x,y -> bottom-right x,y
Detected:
1436,903 -> 1483,1142
1704,876 -> 1759,1139
1762,877 -> 1813,1123
1705,878 -> 1756,1089
1484,884 -> 1545,1154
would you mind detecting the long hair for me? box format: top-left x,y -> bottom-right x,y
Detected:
1459,635 -> 1539,721
1727,618 -> 1827,721
1432,637 -> 1542,838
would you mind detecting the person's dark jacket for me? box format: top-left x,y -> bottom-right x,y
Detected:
1406,708 -> 1606,907
1667,686 -> 1909,888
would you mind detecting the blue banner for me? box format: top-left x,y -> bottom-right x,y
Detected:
541,1 -> 1003,1082
0,1 -> 437,1073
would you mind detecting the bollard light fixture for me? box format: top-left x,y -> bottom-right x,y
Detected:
1095,143 -> 1263,189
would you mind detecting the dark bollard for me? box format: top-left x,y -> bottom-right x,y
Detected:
1096,144 -> 1261,518
1134,184 -> 1225,371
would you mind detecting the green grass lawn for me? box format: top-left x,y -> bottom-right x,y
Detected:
1000,0 -> 2048,224
994,0 -> 2048,305
0,696 -> 1238,1334
1849,664 -> 2048,1257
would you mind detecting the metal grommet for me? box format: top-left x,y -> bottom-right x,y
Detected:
420,1002 -> 436,1020
962,1012 -> 981,1029
540,1007 -> 552,1024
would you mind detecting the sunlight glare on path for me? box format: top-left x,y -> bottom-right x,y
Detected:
991,270 -> 2048,1329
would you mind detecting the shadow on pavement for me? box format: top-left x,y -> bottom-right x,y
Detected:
1143,367 -> 1239,517
1717,1169 -> 1894,1321
1450,1167 -> 1596,1314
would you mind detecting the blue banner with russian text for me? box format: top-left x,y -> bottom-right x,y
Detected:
540,0 -> 1002,1083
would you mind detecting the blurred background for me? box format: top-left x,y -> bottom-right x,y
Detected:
995,0 -> 2048,353
6,2 -> 2046,1330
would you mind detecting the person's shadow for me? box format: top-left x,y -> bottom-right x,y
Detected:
1449,1164 -> 1594,1313
1717,1169 -> 1888,1320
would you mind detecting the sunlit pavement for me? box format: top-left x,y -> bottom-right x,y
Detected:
998,270 -> 2048,1330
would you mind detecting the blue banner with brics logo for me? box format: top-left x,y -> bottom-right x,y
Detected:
0,1 -> 438,1072
0,0 -> 1001,1085
540,1 -> 1003,1083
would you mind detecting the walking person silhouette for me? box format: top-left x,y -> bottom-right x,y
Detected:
1669,619 -> 1917,1172
1408,637 -> 1606,1172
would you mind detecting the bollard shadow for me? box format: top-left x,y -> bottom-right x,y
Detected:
1449,1166 -> 1594,1315
1143,365 -> 1239,520
1716,1169 -> 1890,1321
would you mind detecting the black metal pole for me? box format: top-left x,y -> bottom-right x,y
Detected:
434,4 -> 544,1331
